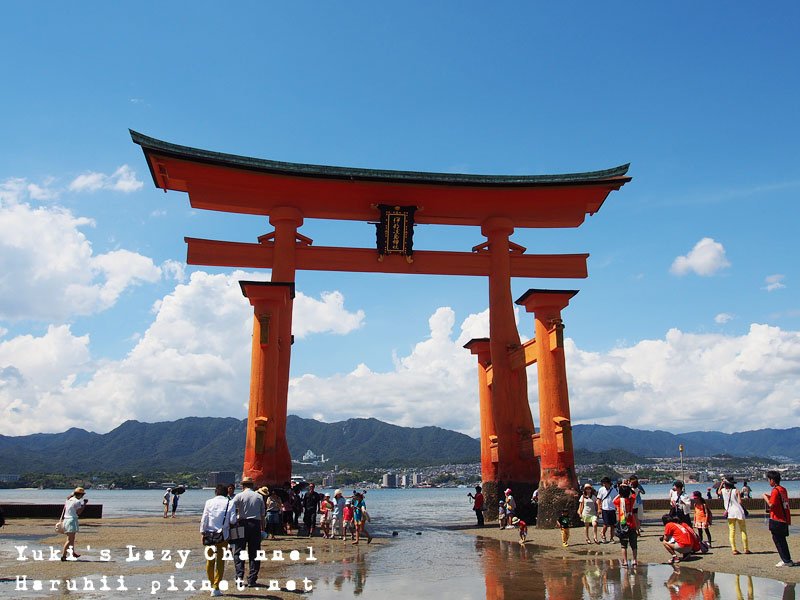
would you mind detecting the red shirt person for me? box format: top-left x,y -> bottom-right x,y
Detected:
468,485 -> 485,526
764,470 -> 793,566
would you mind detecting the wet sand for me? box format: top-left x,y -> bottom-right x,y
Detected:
0,516 -> 381,598
460,510 -> 800,584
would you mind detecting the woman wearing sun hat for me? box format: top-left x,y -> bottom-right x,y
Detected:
719,475 -> 750,555
60,487 -> 88,561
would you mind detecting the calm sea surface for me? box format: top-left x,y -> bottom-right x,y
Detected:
1,485 -> 796,599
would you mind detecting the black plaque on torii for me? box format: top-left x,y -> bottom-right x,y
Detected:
374,204 -> 416,262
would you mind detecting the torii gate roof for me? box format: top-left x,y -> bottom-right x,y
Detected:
131,130 -> 630,228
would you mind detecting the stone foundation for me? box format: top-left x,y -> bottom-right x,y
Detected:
537,482 -> 580,528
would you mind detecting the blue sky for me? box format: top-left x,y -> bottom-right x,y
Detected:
1,3 -> 798,437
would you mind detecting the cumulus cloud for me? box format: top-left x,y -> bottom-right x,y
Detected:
764,274 -> 786,292
715,313 -> 734,324
670,237 -> 731,276
3,269 -> 799,437
0,271 -> 367,434
68,165 -> 143,193
0,197 -> 161,320
294,291 -> 365,338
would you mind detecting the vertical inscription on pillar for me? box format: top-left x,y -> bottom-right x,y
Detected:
257,313 -> 271,346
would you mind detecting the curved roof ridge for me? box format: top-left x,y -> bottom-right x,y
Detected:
130,129 -> 630,186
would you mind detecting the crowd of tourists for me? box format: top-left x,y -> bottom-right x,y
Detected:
198,478 -> 371,595
470,470 -> 793,570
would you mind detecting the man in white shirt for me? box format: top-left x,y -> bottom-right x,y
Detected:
596,477 -> 619,543
232,477 -> 266,587
201,485 -> 236,596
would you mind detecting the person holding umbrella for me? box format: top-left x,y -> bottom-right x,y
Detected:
171,485 -> 186,518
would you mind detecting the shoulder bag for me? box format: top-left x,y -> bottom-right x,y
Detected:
55,501 -> 67,534
202,499 -> 229,546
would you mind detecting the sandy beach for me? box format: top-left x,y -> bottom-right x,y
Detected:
460,510 -> 800,584
3,510 -> 800,599
0,516 -> 381,599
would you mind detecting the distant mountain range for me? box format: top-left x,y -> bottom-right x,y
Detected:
1,417 -> 798,474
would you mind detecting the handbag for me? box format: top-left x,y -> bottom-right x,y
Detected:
202,499 -> 230,546
55,502 -> 67,534
227,524 -> 245,541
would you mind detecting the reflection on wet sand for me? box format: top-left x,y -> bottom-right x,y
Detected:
477,536 -> 795,600
314,548 -> 369,596
297,531 -> 797,599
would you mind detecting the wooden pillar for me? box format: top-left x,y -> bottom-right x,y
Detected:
239,281 -> 295,486
464,338 -> 498,519
481,217 -> 538,516
267,207 -> 303,486
516,289 -> 579,527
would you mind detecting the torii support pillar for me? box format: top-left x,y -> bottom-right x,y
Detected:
464,338 -> 499,519
240,281 -> 295,487
480,217 -> 539,519
516,289 -> 580,528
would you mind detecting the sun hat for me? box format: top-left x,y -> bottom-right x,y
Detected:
345,499 -> 352,505
583,483 -> 593,489
73,487 -> 85,495
505,488 -> 512,495
241,476 -> 254,484
324,493 -> 331,498
511,517 -> 520,525
334,489 -> 342,496
256,486 -> 270,496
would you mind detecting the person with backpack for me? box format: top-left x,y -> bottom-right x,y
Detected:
613,483 -> 638,567
764,470 -> 794,567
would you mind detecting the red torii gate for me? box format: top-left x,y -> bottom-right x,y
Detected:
131,130 -> 630,526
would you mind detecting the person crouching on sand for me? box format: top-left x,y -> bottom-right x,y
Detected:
511,516 -> 527,544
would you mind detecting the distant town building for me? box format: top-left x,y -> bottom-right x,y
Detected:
0,474 -> 19,483
207,471 -> 236,488
382,473 -> 397,488
398,474 -> 408,488
411,472 -> 422,486
296,450 -> 329,466
322,474 -> 336,488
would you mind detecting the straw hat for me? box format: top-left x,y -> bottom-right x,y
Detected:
73,487 -> 85,495
256,486 -> 270,496
241,476 -> 254,485
334,489 -> 343,496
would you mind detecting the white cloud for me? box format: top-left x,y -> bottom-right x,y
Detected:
670,237 -> 731,276
1,177 -> 58,205
764,274 -> 786,292
294,291 -> 365,338
715,313 -> 734,324
3,275 -> 799,437
161,259 -> 186,283
68,165 -> 143,194
0,198 -> 161,320
0,271 -> 367,434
